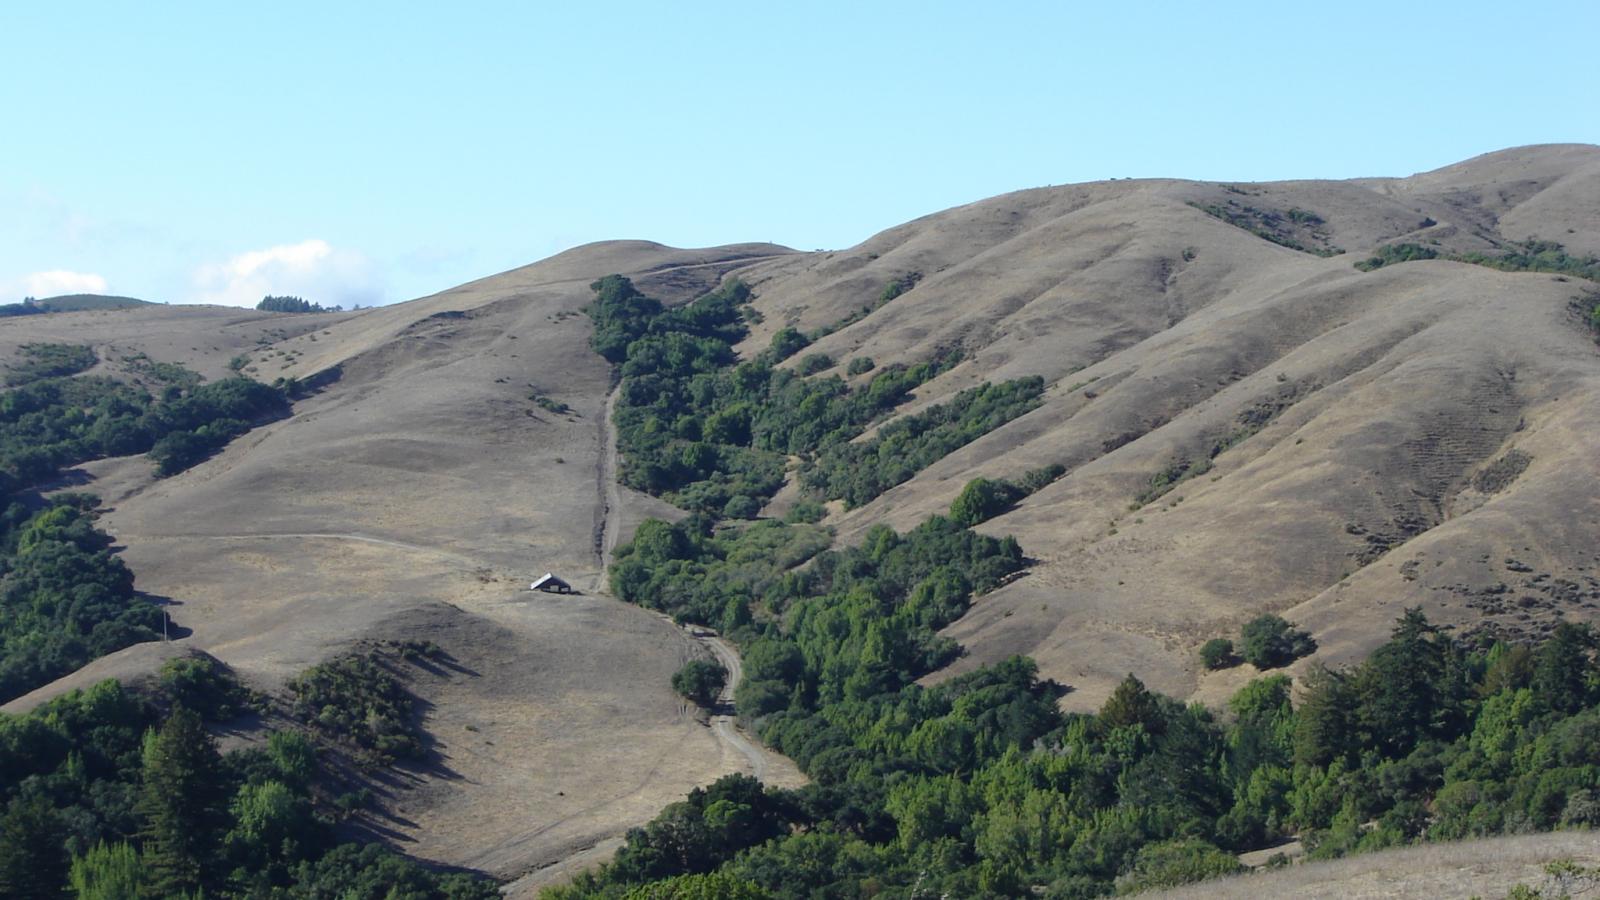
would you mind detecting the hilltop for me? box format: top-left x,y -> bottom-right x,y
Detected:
1,146 -> 1597,886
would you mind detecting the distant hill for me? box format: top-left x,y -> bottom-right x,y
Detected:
0,293 -> 154,316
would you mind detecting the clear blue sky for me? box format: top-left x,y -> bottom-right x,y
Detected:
4,1 -> 1597,307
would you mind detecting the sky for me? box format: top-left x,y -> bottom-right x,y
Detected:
4,1 -> 1597,308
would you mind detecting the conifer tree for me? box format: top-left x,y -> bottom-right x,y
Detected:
136,707 -> 228,896
0,796 -> 68,899
68,842 -> 146,900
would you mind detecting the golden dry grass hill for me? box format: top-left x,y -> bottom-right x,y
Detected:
2,144 -> 1597,885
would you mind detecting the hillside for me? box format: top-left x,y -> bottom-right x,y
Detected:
1,145 -> 1597,890
0,292 -> 153,316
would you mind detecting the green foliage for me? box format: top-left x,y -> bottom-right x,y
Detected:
287,653 -> 424,768
1355,242 -> 1440,271
0,796 -> 69,898
782,499 -> 826,524
0,658 -> 497,898
795,353 -> 833,376
289,842 -> 499,898
531,392 -> 571,415
4,343 -> 97,386
137,707 -> 229,894
1358,238 -> 1600,284
1189,200 -> 1344,256
583,545 -> 1600,900
0,501 -> 161,704
586,275 -> 959,515
1200,638 -> 1237,670
161,655 -> 257,720
845,356 -> 875,376
949,465 -> 1064,527
1135,457 -> 1212,506
69,841 -> 145,899
0,363 -> 287,492
621,870 -> 771,899
1239,614 -> 1316,669
802,378 -> 1046,509
256,295 -> 338,313
672,660 -> 728,708
767,328 -> 810,362
1115,838 -> 1244,893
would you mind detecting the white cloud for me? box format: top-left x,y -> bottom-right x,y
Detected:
192,239 -> 385,308
21,269 -> 108,298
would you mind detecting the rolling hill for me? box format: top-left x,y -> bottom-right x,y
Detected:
1,144 -> 1597,889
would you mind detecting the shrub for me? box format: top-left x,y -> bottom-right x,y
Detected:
783,499 -> 827,524
1115,838 -> 1245,892
1200,638 -> 1237,670
1240,614 -> 1317,669
796,353 -> 833,376
723,495 -> 761,519
768,328 -> 810,361
846,357 -> 875,376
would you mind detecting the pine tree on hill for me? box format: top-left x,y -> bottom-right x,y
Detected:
135,707 -> 228,896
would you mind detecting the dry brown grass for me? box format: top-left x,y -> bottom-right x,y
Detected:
1149,831 -> 1600,899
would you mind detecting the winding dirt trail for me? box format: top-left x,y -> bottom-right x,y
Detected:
699,633 -> 768,781
590,384 -> 623,591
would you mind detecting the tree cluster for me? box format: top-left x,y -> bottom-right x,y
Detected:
0,660 -> 495,898
584,276 -> 963,516
800,378 -> 1046,509
0,359 -> 289,702
256,295 -> 340,313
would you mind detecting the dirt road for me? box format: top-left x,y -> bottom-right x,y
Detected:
697,632 -> 768,782
590,384 -> 623,591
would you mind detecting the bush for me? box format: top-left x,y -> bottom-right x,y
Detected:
286,654 -> 423,766
672,660 -> 728,708
768,328 -> 810,361
4,344 -> 97,386
1116,838 -> 1245,892
1200,638 -> 1237,670
784,499 -> 827,524
1240,614 -> 1316,669
796,353 -> 833,376
846,357 -> 875,376
723,495 -> 761,519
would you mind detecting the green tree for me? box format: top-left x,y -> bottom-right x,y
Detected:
949,477 -> 1005,527
767,328 -> 810,361
1200,638 -> 1236,670
136,707 -> 228,896
0,796 -> 69,898
1100,674 -> 1162,734
1355,608 -> 1468,756
1239,614 -> 1316,669
1532,621 -> 1596,715
622,870 -> 772,899
68,842 -> 145,900
673,660 -> 728,708
1293,665 -> 1356,768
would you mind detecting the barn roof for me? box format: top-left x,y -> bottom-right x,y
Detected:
531,572 -> 569,589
